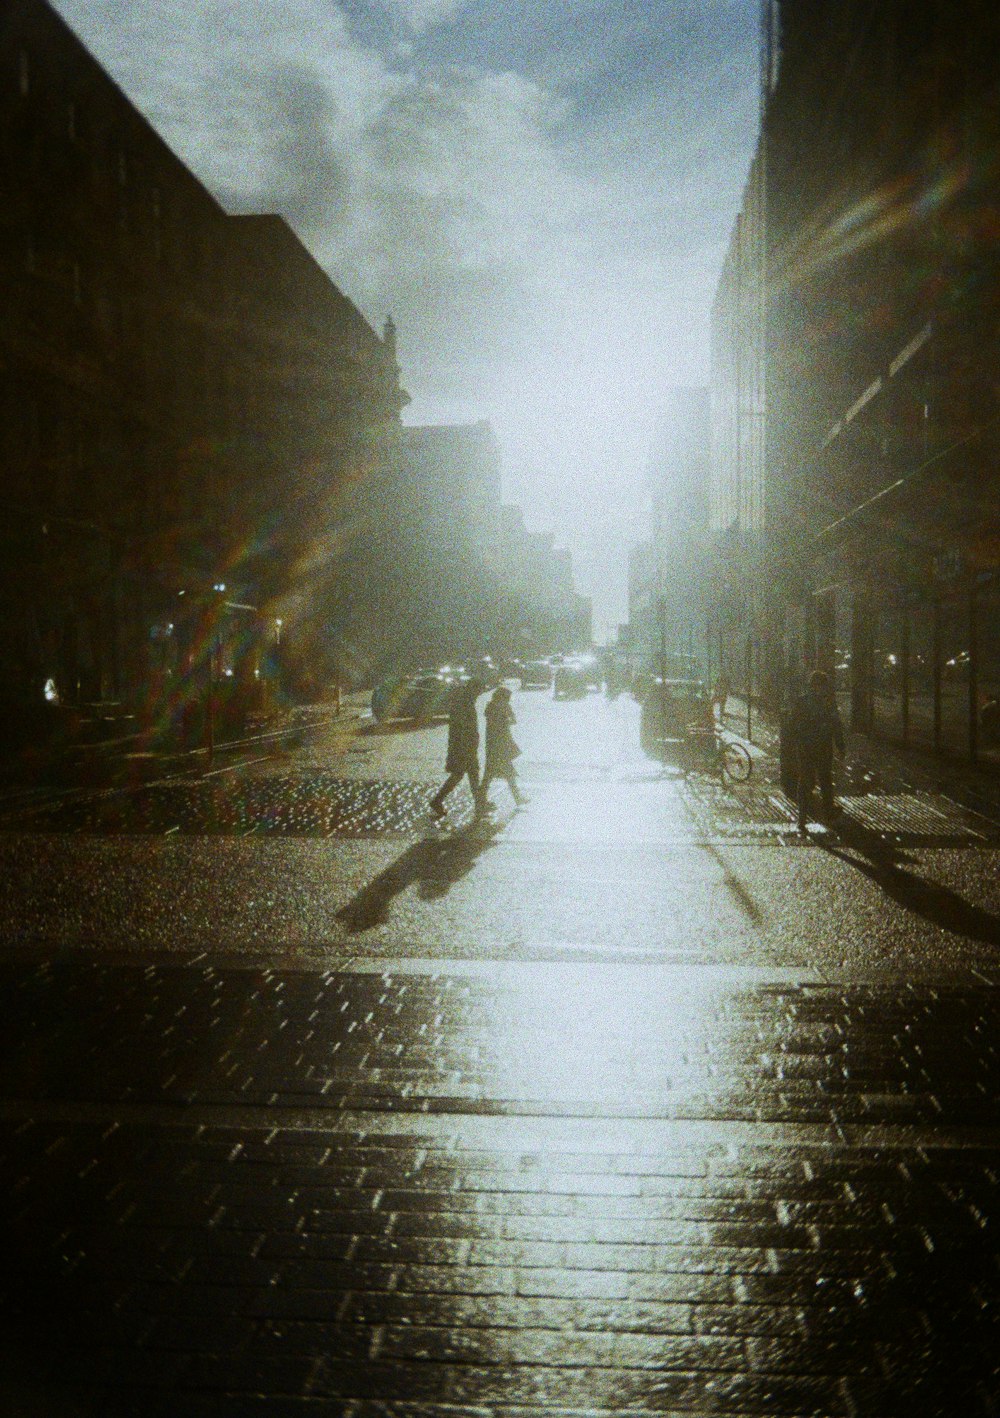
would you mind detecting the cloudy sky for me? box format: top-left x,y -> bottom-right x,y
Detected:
52,0 -> 760,635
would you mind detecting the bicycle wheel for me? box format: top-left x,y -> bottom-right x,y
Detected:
721,741 -> 752,782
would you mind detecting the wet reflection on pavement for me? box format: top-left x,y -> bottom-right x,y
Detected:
3,691 -> 1000,1411
1,956 -> 999,1413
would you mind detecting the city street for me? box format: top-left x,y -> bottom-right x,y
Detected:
2,687 -> 1000,1414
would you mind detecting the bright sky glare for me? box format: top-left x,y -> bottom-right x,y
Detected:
51,0 -> 761,636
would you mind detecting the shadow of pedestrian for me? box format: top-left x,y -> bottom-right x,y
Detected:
336,822 -> 501,932
702,842 -> 764,924
818,817 -> 1000,945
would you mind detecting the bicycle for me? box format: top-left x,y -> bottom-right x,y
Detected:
682,724 -> 753,783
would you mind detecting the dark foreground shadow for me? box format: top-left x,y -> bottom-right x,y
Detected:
336,822 -> 501,932
819,817 -> 1000,946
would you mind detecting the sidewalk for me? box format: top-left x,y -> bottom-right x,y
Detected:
3,953 -> 1000,1415
725,695 -> 1000,823
2,689 -> 1000,1411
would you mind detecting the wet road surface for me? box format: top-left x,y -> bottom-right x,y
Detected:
2,690 -> 1000,1413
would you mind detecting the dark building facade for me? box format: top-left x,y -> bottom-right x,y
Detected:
711,0 -> 1000,761
1,0 -> 403,726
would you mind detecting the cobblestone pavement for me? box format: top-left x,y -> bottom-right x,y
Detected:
5,770 -> 999,848
2,956 -> 1000,1415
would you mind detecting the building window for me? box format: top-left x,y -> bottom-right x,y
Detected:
18,49 -> 30,97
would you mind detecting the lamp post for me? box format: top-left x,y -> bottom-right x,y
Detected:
201,582 -> 227,769
654,498 -> 668,690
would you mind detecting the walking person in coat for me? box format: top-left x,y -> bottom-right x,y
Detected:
480,684 -> 527,811
790,669 -> 845,833
429,677 -> 486,820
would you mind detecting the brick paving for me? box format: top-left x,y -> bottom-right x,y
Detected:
6,771 -> 999,849
3,694 -> 1000,1413
2,957 -> 1000,1414
7,777 -> 450,838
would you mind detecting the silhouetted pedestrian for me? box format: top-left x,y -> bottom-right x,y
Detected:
480,684 -> 526,810
790,669 -> 845,832
429,677 -> 486,820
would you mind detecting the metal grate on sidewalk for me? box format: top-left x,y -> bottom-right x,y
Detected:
679,781 -> 999,846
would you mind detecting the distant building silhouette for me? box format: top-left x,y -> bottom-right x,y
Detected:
492,504 -> 592,660
627,388 -> 711,681
321,419 -> 590,678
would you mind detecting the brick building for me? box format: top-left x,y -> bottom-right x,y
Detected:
1,0 -> 404,725
711,0 -> 1000,761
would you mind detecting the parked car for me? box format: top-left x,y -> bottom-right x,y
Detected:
470,656 -> 503,688
520,660 -> 552,690
639,678 -> 710,753
572,653 -> 602,690
371,670 -> 452,724
553,663 -> 589,699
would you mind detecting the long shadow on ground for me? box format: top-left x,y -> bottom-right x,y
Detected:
818,817 -> 1000,945
701,841 -> 765,924
336,822 -> 501,932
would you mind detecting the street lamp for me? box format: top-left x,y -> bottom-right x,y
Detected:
653,497 -> 668,690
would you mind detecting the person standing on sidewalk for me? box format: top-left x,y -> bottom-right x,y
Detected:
429,677 -> 486,820
791,669 -> 845,832
480,684 -> 527,811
